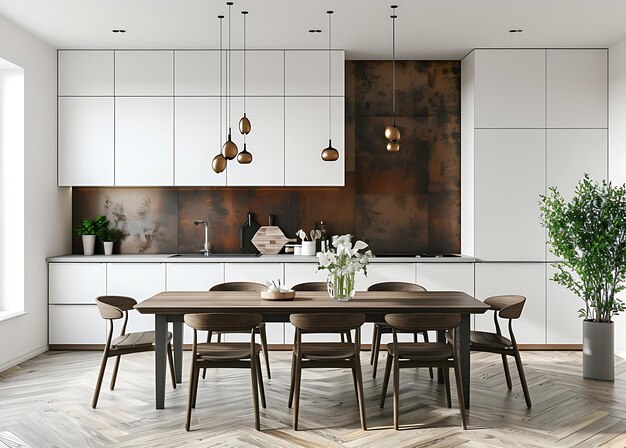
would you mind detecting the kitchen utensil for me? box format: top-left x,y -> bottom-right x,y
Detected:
252,216 -> 297,255
240,212 -> 260,254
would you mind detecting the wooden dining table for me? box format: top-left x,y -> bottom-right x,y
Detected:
135,290 -> 490,410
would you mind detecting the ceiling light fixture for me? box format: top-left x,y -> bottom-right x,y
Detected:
321,10 -> 339,162
509,29 -> 523,33
221,1 -> 239,161
111,29 -> 126,33
385,5 -> 400,152
237,10 -> 253,165
212,15 -> 227,174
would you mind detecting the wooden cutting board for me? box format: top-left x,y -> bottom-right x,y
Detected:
251,225 -> 296,255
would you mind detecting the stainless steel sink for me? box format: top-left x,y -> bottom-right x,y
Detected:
169,253 -> 260,258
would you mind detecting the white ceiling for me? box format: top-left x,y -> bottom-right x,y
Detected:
1,0 -> 626,59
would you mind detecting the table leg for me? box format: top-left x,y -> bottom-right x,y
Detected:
155,314 -> 167,409
437,330 -> 445,384
460,314 -> 471,409
172,317 -> 183,384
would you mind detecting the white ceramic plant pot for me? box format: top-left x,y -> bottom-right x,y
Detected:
583,320 -> 614,381
301,241 -> 316,256
293,245 -> 302,256
103,241 -> 114,256
82,235 -> 96,256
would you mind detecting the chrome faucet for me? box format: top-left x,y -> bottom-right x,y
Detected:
193,220 -> 211,256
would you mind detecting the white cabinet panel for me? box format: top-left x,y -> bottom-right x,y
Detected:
49,263 -> 107,304
547,50 -> 607,128
49,305 -> 106,344
285,51 -> 344,96
106,263 -> 166,334
475,263 -> 546,344
174,97 -> 225,186
115,51 -> 173,96
416,263 -> 474,295
546,265 -> 582,344
230,50 -> 285,96
115,97 -> 174,186
284,97 -> 344,186
58,50 -> 114,96
58,97 -> 114,186
474,50 -> 545,128
355,263 -> 416,291
174,50 -> 220,96
166,263 -> 224,291
474,129 -> 546,261
227,97 -> 285,186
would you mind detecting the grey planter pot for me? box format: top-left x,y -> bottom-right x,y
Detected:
583,320 -> 614,381
81,235 -> 96,256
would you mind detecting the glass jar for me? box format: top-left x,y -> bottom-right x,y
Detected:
327,271 -> 356,302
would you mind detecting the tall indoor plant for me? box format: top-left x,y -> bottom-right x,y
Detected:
540,175 -> 626,380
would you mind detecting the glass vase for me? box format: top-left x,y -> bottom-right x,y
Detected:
327,272 -> 356,302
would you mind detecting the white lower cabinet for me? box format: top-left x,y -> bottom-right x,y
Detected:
49,305 -> 106,344
49,263 -> 107,304
546,265 -> 583,344
475,263 -> 546,344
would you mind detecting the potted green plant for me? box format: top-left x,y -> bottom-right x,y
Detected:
540,175 -> 626,381
100,227 -> 121,256
75,217 -> 97,256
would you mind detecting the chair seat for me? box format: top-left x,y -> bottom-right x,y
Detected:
300,343 -> 357,361
111,331 -> 172,349
196,342 -> 262,361
470,331 -> 512,349
386,342 -> 453,361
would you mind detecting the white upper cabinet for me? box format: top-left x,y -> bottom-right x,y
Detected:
115,51 -> 173,96
174,97 -> 225,186
115,97 -> 174,186
547,49 -> 607,128
230,50 -> 284,96
474,50 -> 546,128
58,51 -> 114,96
284,97 -> 345,186
58,97 -> 114,186
285,50 -> 344,96
174,51 -> 221,96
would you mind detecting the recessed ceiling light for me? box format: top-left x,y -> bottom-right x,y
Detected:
308,29 -> 322,33
509,29 -> 523,33
112,29 -> 126,33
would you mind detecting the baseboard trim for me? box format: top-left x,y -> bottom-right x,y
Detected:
0,345 -> 49,372
615,348 -> 626,359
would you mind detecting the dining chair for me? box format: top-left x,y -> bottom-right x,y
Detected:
288,313 -> 367,431
367,282 -> 433,379
468,295 -> 532,408
92,295 -> 176,409
380,313 -> 466,430
184,313 -> 266,431
204,282 -> 271,379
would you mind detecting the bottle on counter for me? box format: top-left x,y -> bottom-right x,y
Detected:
318,221 -> 328,252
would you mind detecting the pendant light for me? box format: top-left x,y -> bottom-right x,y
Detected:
221,2 -> 238,160
237,10 -> 253,164
321,10 -> 339,162
212,15 -> 227,173
384,5 -> 400,152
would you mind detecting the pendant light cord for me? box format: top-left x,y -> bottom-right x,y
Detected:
219,15 -> 223,144
228,2 -> 231,134
328,11 -> 332,142
243,11 -> 247,114
391,7 -> 396,126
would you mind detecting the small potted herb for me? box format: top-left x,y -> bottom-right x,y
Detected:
75,218 -> 97,256
100,227 -> 121,256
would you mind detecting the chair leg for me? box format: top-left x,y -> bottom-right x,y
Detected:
91,352 -> 109,409
256,354 -> 266,408
259,326 -> 271,380
422,332 -> 434,379
292,355 -> 303,431
185,364 -> 197,431
392,352 -> 400,430
250,355 -> 261,431
191,363 -> 199,409
341,333 -> 346,343
351,367 -> 360,403
288,352 -> 296,408
110,355 -> 121,391
370,326 -> 379,365
443,367 -> 452,408
354,355 -> 367,431
167,343 -> 177,389
502,354 -> 513,390
380,353 -> 392,409
452,356 -> 467,430
346,331 -> 353,344
217,332 -> 222,343
372,327 -> 383,379
202,331 -> 213,380
514,351 -> 532,408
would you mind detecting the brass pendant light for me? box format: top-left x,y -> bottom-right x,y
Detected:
321,10 -> 339,162
222,2 -> 239,160
237,10 -> 253,165
212,15 -> 227,173
237,143 -> 253,164
385,5 -> 401,152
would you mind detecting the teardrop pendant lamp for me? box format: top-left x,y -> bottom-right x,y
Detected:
385,5 -> 400,152
222,1 -> 239,160
212,15 -> 227,173
237,10 -> 253,164
321,10 -> 339,162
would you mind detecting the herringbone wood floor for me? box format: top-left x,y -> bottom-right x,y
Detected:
1,350 -> 626,447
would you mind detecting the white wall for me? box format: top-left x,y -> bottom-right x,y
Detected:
609,39 -> 626,358
0,14 -> 71,371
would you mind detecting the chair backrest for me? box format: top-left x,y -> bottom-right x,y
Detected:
96,296 -> 137,320
368,282 -> 426,292
385,313 -> 461,332
209,282 -> 266,292
290,313 -> 365,333
484,295 -> 526,319
292,282 -> 327,292
184,313 -> 263,332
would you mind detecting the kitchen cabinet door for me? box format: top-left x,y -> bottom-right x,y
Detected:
284,97 -> 345,186
223,262 -> 284,343
174,50 -> 221,96
474,263 -> 546,344
547,49 -> 607,129
285,50 -> 344,96
226,97 -> 285,186
416,263 -> 474,295
49,305 -> 105,344
229,50 -> 285,96
174,97 -> 225,186
106,263 -> 166,334
58,97 -> 114,186
115,51 -> 173,96
49,263 -> 107,304
474,129 -> 546,261
58,50 -> 114,96
115,97 -> 174,186
546,265 -> 583,344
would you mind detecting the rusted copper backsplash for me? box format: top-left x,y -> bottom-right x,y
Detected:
72,60 -> 461,255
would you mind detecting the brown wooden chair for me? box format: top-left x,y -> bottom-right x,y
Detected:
469,295 -> 532,408
288,313 -> 367,431
368,282 -> 433,379
184,313 -> 266,431
381,313 -> 466,430
92,295 -> 176,409
204,282 -> 271,379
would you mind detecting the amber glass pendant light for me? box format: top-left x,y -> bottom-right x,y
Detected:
212,15 -> 227,173
321,10 -> 339,162
237,10 -> 253,164
385,5 -> 400,152
222,2 -> 239,160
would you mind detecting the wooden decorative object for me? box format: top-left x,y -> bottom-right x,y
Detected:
260,290 -> 296,301
251,226 -> 296,255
